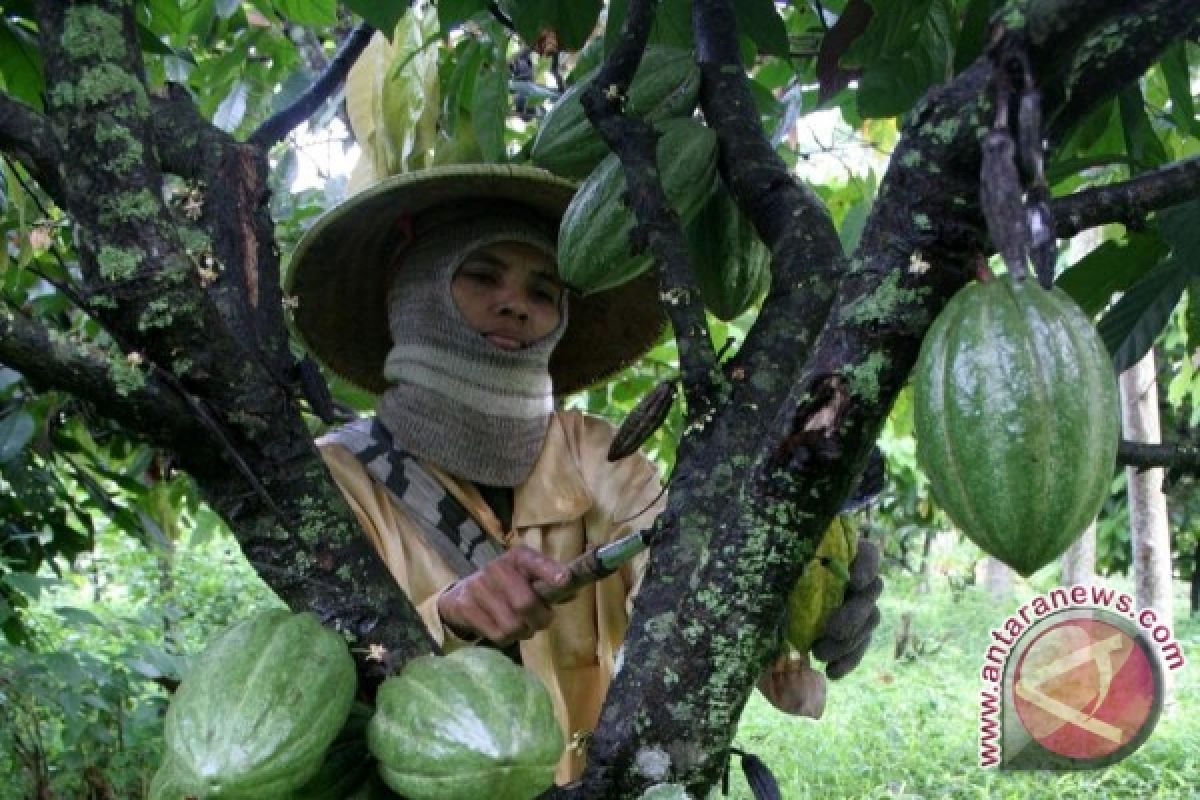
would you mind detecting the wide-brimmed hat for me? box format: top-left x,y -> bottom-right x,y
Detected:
285,164 -> 666,397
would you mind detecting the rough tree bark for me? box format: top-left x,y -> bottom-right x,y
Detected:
1,0 -> 1199,796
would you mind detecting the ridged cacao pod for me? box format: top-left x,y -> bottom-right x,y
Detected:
159,610 -> 357,799
531,45 -> 701,179
367,647 -> 564,800
288,704 -> 376,800
558,118 -> 718,295
785,516 -> 859,654
912,276 -> 1119,576
686,188 -> 771,320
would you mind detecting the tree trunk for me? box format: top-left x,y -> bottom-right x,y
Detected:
984,556 -> 1013,601
1119,349 -> 1174,698
1060,521 -> 1096,586
2,1 -> 1196,796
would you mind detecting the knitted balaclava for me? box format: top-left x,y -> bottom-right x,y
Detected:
376,212 -> 567,487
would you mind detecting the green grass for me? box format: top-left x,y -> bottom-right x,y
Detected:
727,574 -> 1200,800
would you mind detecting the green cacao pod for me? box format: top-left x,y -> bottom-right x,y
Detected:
161,610 -> 357,799
784,516 -> 859,654
148,760 -> 194,800
531,45 -> 701,179
288,703 -> 377,800
686,188 -> 771,321
367,647 -> 564,800
912,275 -> 1119,576
558,118 -> 718,295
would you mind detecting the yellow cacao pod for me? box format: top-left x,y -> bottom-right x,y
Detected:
784,516 -> 859,654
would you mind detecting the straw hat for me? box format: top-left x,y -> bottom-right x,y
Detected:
285,164 -> 666,397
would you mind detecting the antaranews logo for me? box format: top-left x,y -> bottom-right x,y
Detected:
978,584 -> 1185,769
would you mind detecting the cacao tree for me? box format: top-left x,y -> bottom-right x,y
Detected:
2,0 -> 1199,796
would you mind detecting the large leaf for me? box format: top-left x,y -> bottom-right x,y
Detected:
851,0 -> 955,119
1187,279 -> 1200,359
212,80 -> 250,133
0,410 -> 35,464
1056,231 -> 1168,316
438,0 -> 490,32
606,0 -> 692,52
1159,42 -> 1200,137
1158,198 -> 1200,277
343,0 -> 409,36
1118,85 -> 1169,171
1098,258 -> 1188,372
472,55 -> 509,162
503,0 -> 603,52
0,16 -> 44,110
273,0 -> 337,27
735,0 -> 790,58
953,0 -> 995,73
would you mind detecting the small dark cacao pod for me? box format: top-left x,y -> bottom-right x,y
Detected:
607,379 -> 677,462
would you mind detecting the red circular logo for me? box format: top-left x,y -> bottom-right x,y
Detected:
1012,617 -> 1156,760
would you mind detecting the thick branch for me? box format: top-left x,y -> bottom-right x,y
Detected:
0,94 -> 68,206
1053,155 -> 1200,238
0,304 -> 202,446
577,4 -> 1198,794
248,21 -> 376,150
1119,439 -> 1200,472
693,0 -> 845,429
693,1 -> 842,282
33,0 -> 435,685
1046,0 -> 1200,140
580,0 -> 718,420
150,84 -> 241,180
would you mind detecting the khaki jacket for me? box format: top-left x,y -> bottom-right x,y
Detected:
318,409 -> 665,782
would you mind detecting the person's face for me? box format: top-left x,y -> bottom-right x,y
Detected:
450,241 -> 564,351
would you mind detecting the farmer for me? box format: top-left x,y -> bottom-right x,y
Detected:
286,165 -> 882,782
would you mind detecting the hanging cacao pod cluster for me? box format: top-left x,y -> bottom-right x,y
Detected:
536,46 -> 771,320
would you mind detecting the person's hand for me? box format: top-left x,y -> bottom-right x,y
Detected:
436,546 -> 571,646
811,537 -> 883,680
758,651 -> 827,718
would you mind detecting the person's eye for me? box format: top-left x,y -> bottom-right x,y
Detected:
461,267 -> 498,285
532,287 -> 558,304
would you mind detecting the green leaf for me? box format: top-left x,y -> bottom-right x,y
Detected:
1056,232 -> 1168,316
1157,198 -> 1200,277
1159,43 -> 1199,137
503,0 -> 602,52
343,0 -> 409,36
0,17 -> 44,110
853,0 -> 954,119
142,0 -> 184,36
953,0 -> 994,74
54,606 -> 104,628
2,572 -> 57,601
0,410 -> 35,464
1098,258 -> 1189,372
212,80 -> 250,132
472,55 -> 508,162
1187,279 -> 1200,358
1118,84 -> 1169,171
438,0 -> 490,32
273,0 -> 337,26
137,22 -> 182,58
735,0 -> 790,58
606,0 -> 692,52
